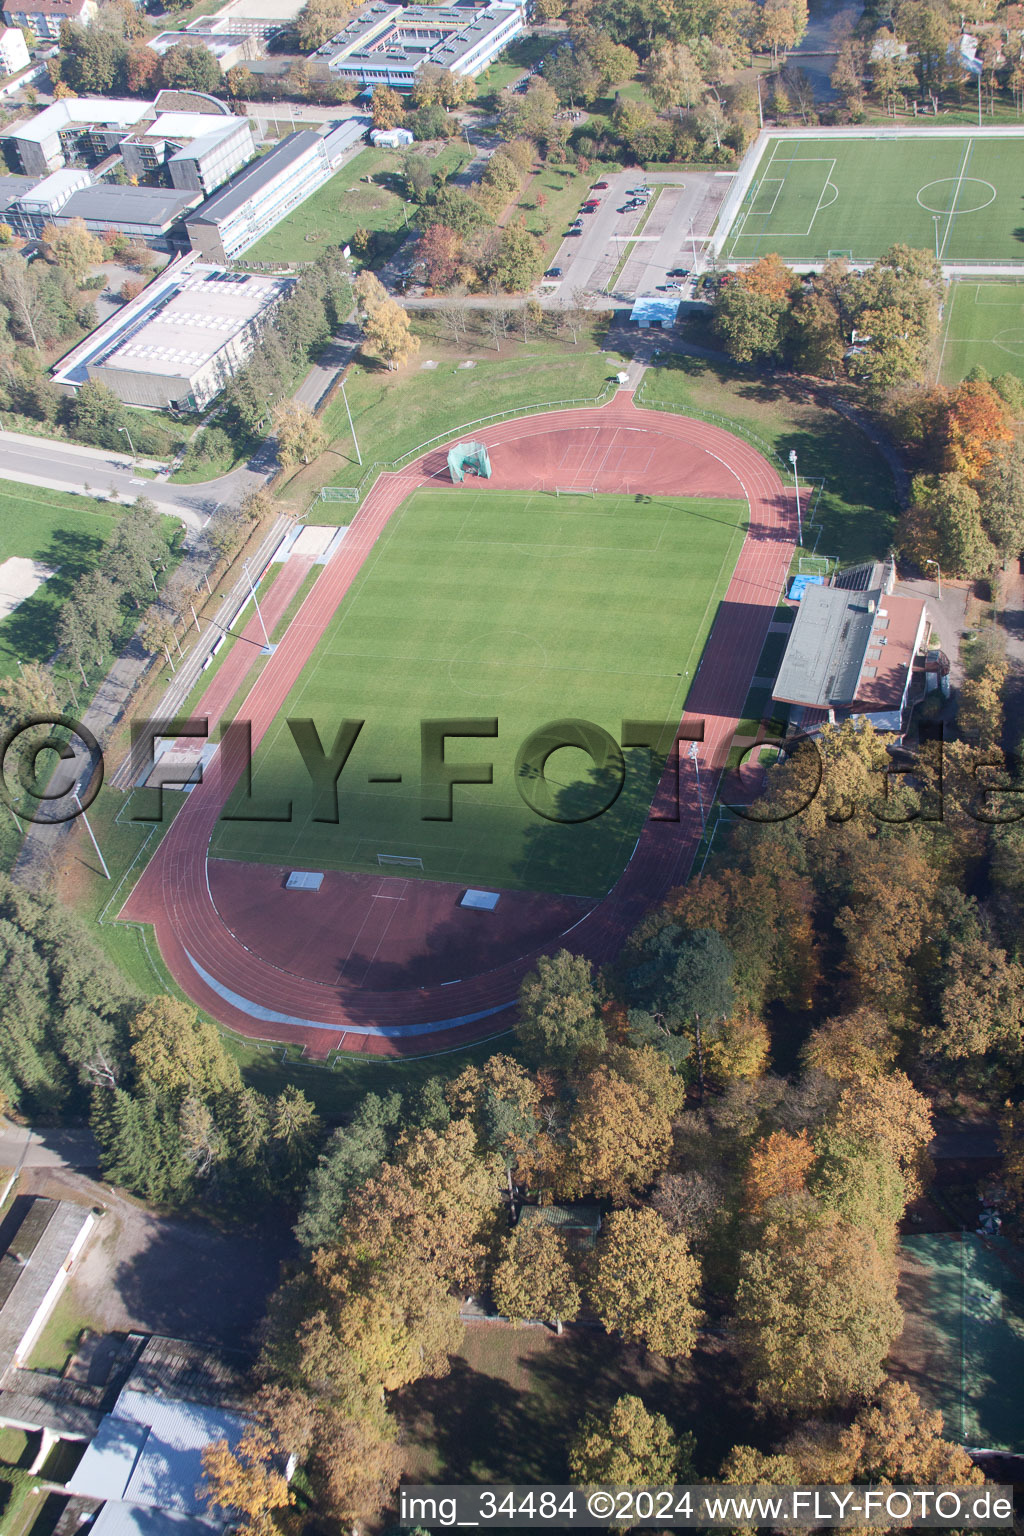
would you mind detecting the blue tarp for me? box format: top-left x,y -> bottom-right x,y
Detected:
788,573 -> 825,601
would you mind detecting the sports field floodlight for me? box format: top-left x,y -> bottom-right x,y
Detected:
925,557 -> 942,598
788,448 -> 802,547
932,214 -> 940,259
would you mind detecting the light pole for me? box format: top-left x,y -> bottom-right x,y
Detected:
755,71 -> 764,129
244,560 -> 274,652
925,557 -> 943,597
688,219 -> 697,270
788,447 -> 802,546
339,376 -> 361,465
688,740 -> 705,830
72,790 -> 110,880
117,424 -> 137,462
933,214 -> 940,259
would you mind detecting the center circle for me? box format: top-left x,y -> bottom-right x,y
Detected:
448,628 -> 548,698
916,178 -> 997,215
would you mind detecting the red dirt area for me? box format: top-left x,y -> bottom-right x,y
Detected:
119,393 -> 800,1057
208,861 -> 593,991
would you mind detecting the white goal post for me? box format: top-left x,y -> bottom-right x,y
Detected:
554,486 -> 597,498
377,853 -> 424,868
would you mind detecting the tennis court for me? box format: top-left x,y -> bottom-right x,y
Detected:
721,132 -> 1024,264
937,278 -> 1024,384
210,486 -> 747,898
899,1233 -> 1024,1452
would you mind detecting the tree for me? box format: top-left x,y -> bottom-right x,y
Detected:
714,264 -> 794,364
588,1208 -> 701,1357
493,220 -> 543,293
801,1007 -> 897,1083
224,62 -> 256,98
41,216 -> 102,285
128,996 -> 242,1098
515,950 -> 605,1068
416,223 -> 461,288
646,39 -> 703,109
928,934 -> 1024,1061
158,42 -> 222,93
569,1395 -> 693,1486
371,85 -> 404,129
625,925 -> 736,1088
852,1381 -> 983,1484
980,436 -> 1024,561
446,1054 -> 541,1201
898,471 -> 996,577
757,0 -> 808,60
68,379 -> 129,451
273,400 -> 327,465
491,1220 -> 581,1332
362,298 -> 419,370
563,1058 -> 679,1201
944,378 -> 1013,480
957,660 -> 1008,744
734,1208 -> 901,1413
201,1428 -> 292,1536
742,1129 -> 815,1216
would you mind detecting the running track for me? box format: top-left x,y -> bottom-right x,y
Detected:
121,394 -> 799,1057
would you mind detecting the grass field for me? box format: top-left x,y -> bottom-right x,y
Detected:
0,483 -> 119,673
244,143 -> 473,267
938,278 -> 1024,383
721,131 -> 1024,264
211,486 -> 746,896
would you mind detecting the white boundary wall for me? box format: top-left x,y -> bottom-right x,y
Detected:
711,124 -> 1024,260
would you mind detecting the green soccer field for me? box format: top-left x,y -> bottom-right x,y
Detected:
937,278 -> 1024,383
721,132 -> 1024,265
210,487 -> 747,897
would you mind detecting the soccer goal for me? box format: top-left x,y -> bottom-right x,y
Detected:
555,486 -> 597,498
798,555 -> 835,576
319,487 -> 360,503
377,853 -> 424,869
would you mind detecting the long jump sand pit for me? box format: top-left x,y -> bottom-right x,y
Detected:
0,558 -> 56,621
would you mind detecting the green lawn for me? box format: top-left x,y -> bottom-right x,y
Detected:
283,336 -> 618,511
0,483 -> 119,674
211,486 -> 746,896
636,354 -> 897,563
937,277 -> 1024,384
722,131 -> 1024,264
244,143 -> 473,267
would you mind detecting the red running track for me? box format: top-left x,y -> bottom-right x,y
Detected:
120,394 -> 798,1057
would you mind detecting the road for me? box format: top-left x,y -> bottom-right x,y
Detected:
0,430 -> 267,529
0,1121 -> 100,1170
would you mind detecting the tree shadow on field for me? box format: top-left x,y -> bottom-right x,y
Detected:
0,527 -> 108,665
395,1354 -> 561,1483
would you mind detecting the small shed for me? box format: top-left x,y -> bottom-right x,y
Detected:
370,127 -> 414,148
517,1204 -> 602,1252
629,293 -> 681,329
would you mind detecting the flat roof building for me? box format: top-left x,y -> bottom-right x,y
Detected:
184,124 -> 368,260
53,260 -> 293,411
630,293 -> 681,328
772,579 -> 929,732
318,0 -> 524,88
0,97 -> 150,175
4,171 -> 199,243
0,25 -> 30,75
120,112 -> 255,197
0,1198 -> 96,1379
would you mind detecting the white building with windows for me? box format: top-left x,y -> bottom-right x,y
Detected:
318,0 -> 524,90
0,25 -> 30,76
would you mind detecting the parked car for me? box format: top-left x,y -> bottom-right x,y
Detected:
581,205 -> 598,214
667,267 -> 689,277
591,181 -> 609,189
544,267 -> 563,278
567,227 -> 583,236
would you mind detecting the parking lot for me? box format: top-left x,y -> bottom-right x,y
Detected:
540,168 -> 731,303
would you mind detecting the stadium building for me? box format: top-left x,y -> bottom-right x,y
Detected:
317,0 -> 524,89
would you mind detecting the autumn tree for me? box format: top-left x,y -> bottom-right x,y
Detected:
980,437 -> 1024,561
852,1381 -> 983,1484
41,216 -> 102,284
416,223 -> 461,288
831,1070 -> 933,1200
491,1220 -> 581,1333
714,255 -> 796,364
801,1006 -> 897,1083
273,401 -> 326,466
944,378 -> 1013,480
362,298 -> 419,370
371,85 -> 404,129
562,1053 -> 680,1201
352,269 -> 388,318
734,1207 -> 901,1413
588,1208 -> 701,1357
742,1129 -> 815,1216
201,1427 -> 292,1536
569,1395 -> 693,1486
645,39 -> 703,110
129,997 -> 242,1098
516,949 -> 605,1068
